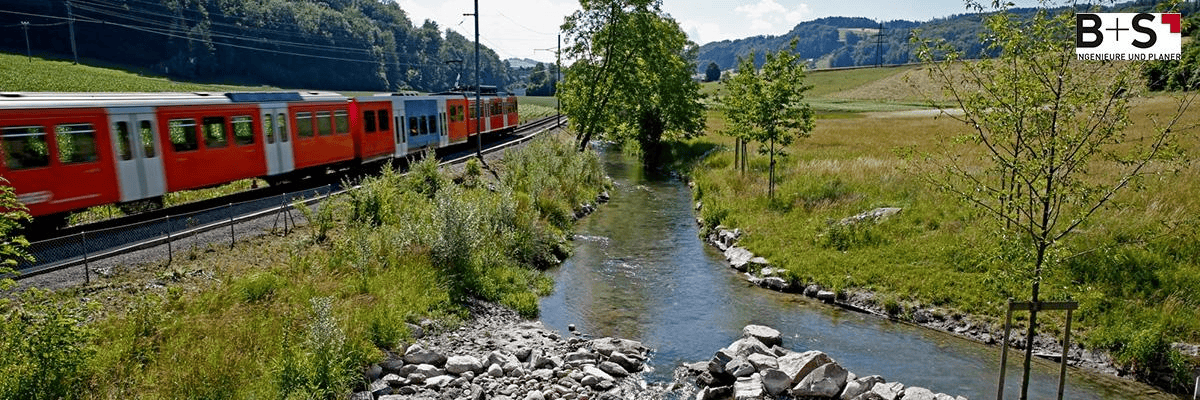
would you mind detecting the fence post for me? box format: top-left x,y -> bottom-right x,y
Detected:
229,203 -> 235,249
998,299 -> 1014,400
81,231 -> 89,285
165,215 -> 173,265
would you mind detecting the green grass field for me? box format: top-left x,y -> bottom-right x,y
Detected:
0,53 -> 278,92
688,64 -> 1200,387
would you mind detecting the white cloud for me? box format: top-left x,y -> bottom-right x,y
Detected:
395,0 -> 577,62
730,0 -> 813,37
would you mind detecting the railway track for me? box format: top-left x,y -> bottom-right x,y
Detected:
14,114 -> 565,280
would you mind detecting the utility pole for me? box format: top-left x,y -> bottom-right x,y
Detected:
873,22 -> 885,68
465,0 -> 482,160
556,33 -> 562,130
66,0 -> 78,64
21,21 -> 31,62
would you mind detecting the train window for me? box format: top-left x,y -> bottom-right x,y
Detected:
277,113 -> 288,142
168,119 -> 199,152
378,109 -> 390,132
56,123 -> 99,164
232,116 -> 254,145
420,116 -> 429,134
140,121 -> 155,158
115,121 -> 133,161
2,126 -> 50,170
202,117 -> 228,149
296,112 -> 313,138
363,110 -> 377,133
263,114 -> 274,144
449,106 -> 458,122
316,111 -> 333,136
409,117 -> 418,136
334,110 -> 349,134
469,104 -> 475,119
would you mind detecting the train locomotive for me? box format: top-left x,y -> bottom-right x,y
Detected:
0,87 -> 518,228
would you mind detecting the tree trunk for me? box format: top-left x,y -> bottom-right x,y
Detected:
1019,243 -> 1046,400
769,137 -> 775,198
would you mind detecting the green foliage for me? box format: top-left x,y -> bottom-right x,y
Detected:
720,40 -> 815,198
274,297 -> 356,400
0,178 -> 32,290
0,291 -> 96,400
704,62 -> 722,82
407,154 -> 446,199
1143,39 -> 1200,91
560,0 -> 706,158
235,272 -> 286,304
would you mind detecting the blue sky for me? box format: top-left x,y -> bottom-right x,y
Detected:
395,0 -> 1043,62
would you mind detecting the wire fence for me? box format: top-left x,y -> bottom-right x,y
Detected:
17,184 -> 337,281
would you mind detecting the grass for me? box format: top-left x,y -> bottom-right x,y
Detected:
0,132 -> 608,399
0,52 -> 278,92
686,64 -> 1200,390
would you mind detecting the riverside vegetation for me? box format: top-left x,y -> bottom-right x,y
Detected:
0,133 -> 609,399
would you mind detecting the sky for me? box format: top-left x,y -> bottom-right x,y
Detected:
395,0 -> 1044,63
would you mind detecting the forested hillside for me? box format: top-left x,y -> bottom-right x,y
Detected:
697,0 -> 1196,72
0,0 -> 514,92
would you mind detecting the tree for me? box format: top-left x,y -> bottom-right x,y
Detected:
719,41 -> 814,198
559,0 -> 705,160
913,5 -> 1195,398
704,62 -> 721,82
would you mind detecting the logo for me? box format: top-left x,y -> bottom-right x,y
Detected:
1076,13 -> 1182,61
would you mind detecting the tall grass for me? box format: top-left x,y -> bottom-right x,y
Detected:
0,132 -> 606,399
688,93 -> 1200,382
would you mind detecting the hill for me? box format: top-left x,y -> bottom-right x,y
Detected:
0,0 -> 515,93
695,1 -> 1196,73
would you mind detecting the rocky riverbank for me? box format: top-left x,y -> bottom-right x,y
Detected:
350,299 -> 656,400
677,324 -> 969,400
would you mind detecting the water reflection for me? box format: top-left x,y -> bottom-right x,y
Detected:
539,148 -> 1166,400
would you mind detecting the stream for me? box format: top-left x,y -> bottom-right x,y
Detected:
538,148 -> 1168,399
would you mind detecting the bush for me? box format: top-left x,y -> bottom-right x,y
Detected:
0,291 -> 96,400
274,297 -> 356,400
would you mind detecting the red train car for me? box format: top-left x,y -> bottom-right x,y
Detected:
350,99 -> 397,164
156,103 -> 267,192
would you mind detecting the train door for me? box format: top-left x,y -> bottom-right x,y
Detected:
261,103 -> 295,175
108,107 -> 166,202
438,100 -> 449,148
392,100 -> 407,157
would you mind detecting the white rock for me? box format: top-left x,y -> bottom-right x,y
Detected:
742,325 -> 783,348
777,350 -> 832,385
760,368 -> 792,396
870,382 -> 905,400
746,353 -> 779,371
840,375 -> 885,400
791,362 -> 848,398
582,364 -> 614,382
734,373 -> 765,400
446,355 -> 484,375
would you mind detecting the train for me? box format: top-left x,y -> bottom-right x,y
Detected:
0,87 -> 519,228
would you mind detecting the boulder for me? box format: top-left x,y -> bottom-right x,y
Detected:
350,391 -> 374,400
728,357 -> 757,378
742,325 -> 783,348
734,373 -> 765,400
746,353 -> 779,371
446,355 -> 483,375
564,350 -> 597,365
404,345 -> 448,367
414,364 -> 443,378
727,337 -> 773,358
816,290 -> 837,303
725,247 -> 754,270
368,378 -> 391,397
583,364 -> 615,382
870,382 -> 905,400
761,277 -> 790,291
777,350 -> 832,385
697,385 -> 734,400
748,257 -> 770,270
804,284 -> 821,298
609,351 -> 641,372
851,392 -> 887,400
598,361 -> 629,378
900,387 -> 936,400
424,375 -> 455,389
760,368 -> 792,396
710,348 -> 735,376
840,375 -> 885,400
791,362 -> 848,398
487,363 -> 504,378
487,351 -> 519,369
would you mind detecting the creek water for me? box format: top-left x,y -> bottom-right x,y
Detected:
539,148 -> 1165,400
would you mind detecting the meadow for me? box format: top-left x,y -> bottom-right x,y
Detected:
688,66 -> 1200,387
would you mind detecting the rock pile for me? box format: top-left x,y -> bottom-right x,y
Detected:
351,300 -> 651,400
683,324 -> 968,400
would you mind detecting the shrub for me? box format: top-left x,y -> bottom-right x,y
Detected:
235,272 -> 285,304
0,291 -> 96,400
274,297 -> 356,400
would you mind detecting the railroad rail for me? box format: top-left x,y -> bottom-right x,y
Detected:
14,114 -> 565,280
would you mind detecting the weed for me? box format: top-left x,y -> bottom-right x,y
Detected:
0,290 -> 96,400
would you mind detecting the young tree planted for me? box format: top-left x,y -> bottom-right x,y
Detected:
559,0 -> 705,163
704,62 -> 722,82
913,4 -> 1195,397
719,40 -> 815,198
